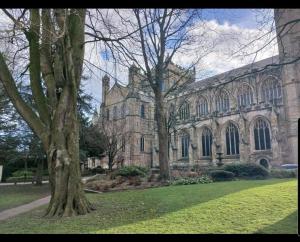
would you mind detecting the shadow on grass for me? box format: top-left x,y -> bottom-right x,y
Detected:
84,178 -> 292,231
255,210 -> 298,234
0,178 -> 294,234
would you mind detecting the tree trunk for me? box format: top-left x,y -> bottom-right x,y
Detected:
155,93 -> 170,180
35,158 -> 43,186
45,91 -> 94,217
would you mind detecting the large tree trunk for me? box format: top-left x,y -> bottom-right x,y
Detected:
155,93 -> 170,180
45,92 -> 94,217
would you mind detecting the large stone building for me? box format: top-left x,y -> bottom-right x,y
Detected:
93,9 -> 299,170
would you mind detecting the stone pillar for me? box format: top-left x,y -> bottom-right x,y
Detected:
274,9 -> 300,164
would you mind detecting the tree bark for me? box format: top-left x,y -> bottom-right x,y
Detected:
45,89 -> 94,217
35,158 -> 43,186
155,92 -> 170,180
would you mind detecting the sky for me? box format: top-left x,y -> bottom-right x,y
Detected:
82,9 -> 278,113
0,9 -> 278,116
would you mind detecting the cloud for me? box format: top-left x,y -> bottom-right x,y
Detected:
83,10 -> 278,113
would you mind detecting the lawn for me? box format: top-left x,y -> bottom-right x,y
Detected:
0,184 -> 50,212
0,179 -> 297,234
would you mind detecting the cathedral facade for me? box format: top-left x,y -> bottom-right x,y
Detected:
93,9 -> 299,170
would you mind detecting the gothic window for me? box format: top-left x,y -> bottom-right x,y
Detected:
141,104 -> 145,118
238,84 -> 253,108
254,119 -> 271,150
121,137 -> 125,152
202,127 -> 212,157
106,108 -> 110,121
216,91 -> 230,112
181,134 -> 189,158
196,96 -> 208,117
121,103 -> 126,118
113,106 -> 118,120
226,123 -> 240,155
261,78 -> 282,105
179,102 -> 190,120
140,136 -> 145,152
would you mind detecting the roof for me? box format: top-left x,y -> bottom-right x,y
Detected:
174,55 -> 280,95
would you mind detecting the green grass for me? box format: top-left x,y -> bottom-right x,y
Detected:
0,179 -> 297,234
0,184 -> 50,212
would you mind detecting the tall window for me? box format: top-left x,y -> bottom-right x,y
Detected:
140,136 -> 145,152
238,84 -> 253,108
121,137 -> 125,152
226,123 -> 240,155
196,97 -> 208,117
181,134 -> 189,158
261,78 -> 282,105
254,119 -> 271,150
106,109 -> 110,121
216,91 -> 230,112
141,104 -> 145,118
179,102 -> 190,120
202,128 -> 212,157
121,103 -> 126,118
113,106 -> 118,120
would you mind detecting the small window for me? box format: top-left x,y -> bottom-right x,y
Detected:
141,104 -> 145,118
196,97 -> 208,117
106,109 -> 110,121
140,136 -> 145,152
121,137 -> 125,152
238,84 -> 253,108
179,102 -> 190,120
216,91 -> 230,112
261,78 -> 282,105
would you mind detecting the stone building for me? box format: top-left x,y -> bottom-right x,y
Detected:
93,9 -> 299,169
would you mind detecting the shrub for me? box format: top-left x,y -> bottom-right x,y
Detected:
116,165 -> 148,177
209,170 -> 235,182
6,176 -> 34,183
224,162 -> 269,179
170,175 -> 213,186
270,168 -> 297,178
12,170 -> 33,177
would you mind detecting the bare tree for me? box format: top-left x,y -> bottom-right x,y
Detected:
98,114 -> 132,171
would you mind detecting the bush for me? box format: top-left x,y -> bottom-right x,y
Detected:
170,175 -> 213,185
224,162 -> 269,179
12,170 -> 33,177
209,170 -> 235,182
6,176 -> 34,183
270,168 -> 297,178
116,165 -> 149,177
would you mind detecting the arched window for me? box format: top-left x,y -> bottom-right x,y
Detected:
179,102 -> 190,120
113,106 -> 118,120
226,123 -> 239,155
106,108 -> 110,121
261,78 -> 282,105
196,97 -> 208,117
238,84 -> 253,108
181,133 -> 189,158
140,136 -> 144,152
121,103 -> 126,118
121,137 -> 125,152
216,91 -> 230,112
254,119 -> 271,150
141,104 -> 145,118
202,127 -> 212,157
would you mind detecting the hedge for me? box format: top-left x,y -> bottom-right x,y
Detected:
209,170 -> 235,182
224,162 -> 269,178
